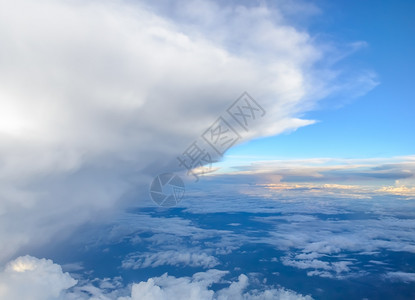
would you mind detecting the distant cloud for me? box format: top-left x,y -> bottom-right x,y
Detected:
209,156 -> 415,197
104,190 -> 415,281
384,272 -> 415,283
378,185 -> 415,197
253,213 -> 415,278
281,257 -> 352,279
122,250 -> 219,269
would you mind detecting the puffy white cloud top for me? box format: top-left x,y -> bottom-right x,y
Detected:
0,256 -> 77,300
120,271 -> 313,300
0,256 -> 313,300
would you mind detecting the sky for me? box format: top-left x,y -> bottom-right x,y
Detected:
0,0 -> 414,299
228,0 -> 415,160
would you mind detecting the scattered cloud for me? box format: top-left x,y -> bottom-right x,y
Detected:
281,257 -> 352,279
384,272 -> 415,283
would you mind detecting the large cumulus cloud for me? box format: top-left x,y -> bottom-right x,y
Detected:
0,0 -> 376,262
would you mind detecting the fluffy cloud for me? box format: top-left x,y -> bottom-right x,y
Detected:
171,183 -> 415,280
119,270 -> 313,300
119,270 -> 225,300
0,256 -> 77,300
0,256 -> 312,300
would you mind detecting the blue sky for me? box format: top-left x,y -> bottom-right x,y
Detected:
229,0 -> 414,160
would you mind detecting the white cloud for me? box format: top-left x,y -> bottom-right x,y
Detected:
217,274 -> 314,300
281,257 -> 352,279
0,256 -> 313,300
122,250 -> 219,269
119,270 -> 224,300
0,0 -> 376,262
384,272 -> 415,283
120,270 -> 313,300
0,255 -> 315,300
0,255 -> 77,300
282,258 -> 331,270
